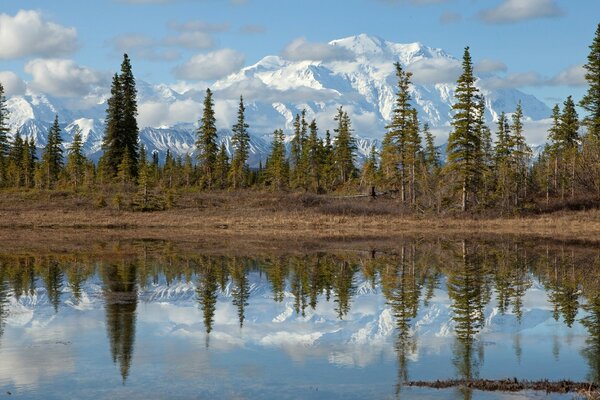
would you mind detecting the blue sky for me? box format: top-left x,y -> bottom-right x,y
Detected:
0,0 -> 598,106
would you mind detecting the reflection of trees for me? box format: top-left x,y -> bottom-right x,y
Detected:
582,294 -> 600,384
66,260 -> 94,305
0,240 -> 599,389
545,251 -> 580,327
102,262 -> 138,383
333,261 -> 356,320
40,258 -> 64,313
230,258 -> 250,328
196,259 -> 219,345
447,241 -> 489,400
0,261 -> 9,344
382,245 -> 422,394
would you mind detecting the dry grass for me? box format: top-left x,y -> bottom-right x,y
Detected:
0,190 -> 599,249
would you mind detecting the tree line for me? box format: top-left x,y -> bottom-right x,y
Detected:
0,24 -> 598,214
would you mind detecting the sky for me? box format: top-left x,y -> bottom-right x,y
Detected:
0,0 -> 598,105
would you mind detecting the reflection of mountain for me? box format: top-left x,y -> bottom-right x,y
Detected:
0,242 -> 597,385
102,263 -> 138,383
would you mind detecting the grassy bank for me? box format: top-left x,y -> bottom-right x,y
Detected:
0,190 -> 599,247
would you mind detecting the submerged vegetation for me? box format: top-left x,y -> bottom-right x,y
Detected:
0,25 -> 599,217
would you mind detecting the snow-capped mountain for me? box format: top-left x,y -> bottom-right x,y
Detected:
3,34 -> 551,166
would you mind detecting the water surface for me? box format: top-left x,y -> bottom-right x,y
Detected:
0,239 -> 597,399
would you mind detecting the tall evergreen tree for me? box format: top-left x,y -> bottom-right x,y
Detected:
196,89 -> 219,188
382,62 -> 415,202
306,119 -> 323,191
214,142 -> 229,189
119,54 -> 139,177
66,129 -> 86,189
333,107 -> 357,185
580,23 -> 600,140
265,129 -> 288,190
423,123 -> 440,171
101,74 -> 125,178
42,115 -> 64,188
0,84 -> 9,186
8,130 -> 24,187
229,95 -> 250,189
446,47 -> 481,212
509,102 -> 532,206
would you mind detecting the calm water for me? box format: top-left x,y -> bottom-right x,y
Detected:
0,239 -> 598,399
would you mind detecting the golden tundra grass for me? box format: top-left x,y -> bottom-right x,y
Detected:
0,190 -> 598,248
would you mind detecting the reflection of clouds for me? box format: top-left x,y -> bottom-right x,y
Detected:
0,343 -> 75,387
2,273 -> 591,392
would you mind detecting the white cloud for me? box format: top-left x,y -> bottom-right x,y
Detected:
474,59 -> 507,74
439,11 -> 462,24
479,0 -> 564,24
139,99 -> 200,127
282,37 -> 354,62
481,65 -> 587,89
550,64 -> 586,86
240,24 -> 266,34
0,10 -> 78,60
168,20 -> 230,33
0,71 -> 26,96
109,33 -> 181,61
25,59 -> 107,98
174,49 -> 245,81
164,31 -> 214,50
379,0 -> 450,4
118,0 -> 176,3
482,72 -> 544,89
112,33 -> 156,50
407,57 -> 462,84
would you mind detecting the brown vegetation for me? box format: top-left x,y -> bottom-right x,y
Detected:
0,190 -> 599,250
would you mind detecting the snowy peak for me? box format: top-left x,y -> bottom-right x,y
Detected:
2,34 -> 552,165
330,34 -> 449,64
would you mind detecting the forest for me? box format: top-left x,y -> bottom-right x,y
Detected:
0,24 -> 598,215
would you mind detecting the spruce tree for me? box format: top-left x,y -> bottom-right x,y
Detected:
22,135 -> 33,188
183,153 -> 194,187
290,110 -> 309,189
196,89 -> 219,188
423,123 -> 440,171
495,112 -> 512,210
446,47 -> 481,212
102,74 -> 125,178
42,115 -> 64,188
66,129 -> 86,189
321,130 -> 335,191
119,54 -> 139,177
265,128 -> 288,190
580,23 -> 600,140
8,130 -> 24,187
360,145 -> 378,190
306,119 -> 322,191
559,96 -> 579,199
382,62 -> 415,202
509,102 -> 531,206
0,84 -> 9,186
214,142 -> 229,189
229,95 -> 250,189
333,107 -> 357,185
100,54 -> 139,179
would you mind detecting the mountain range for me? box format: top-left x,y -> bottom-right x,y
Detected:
4,34 -> 551,166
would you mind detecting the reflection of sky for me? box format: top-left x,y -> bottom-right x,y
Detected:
0,272 -> 589,399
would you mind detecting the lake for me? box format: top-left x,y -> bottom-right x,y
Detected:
0,238 -> 597,399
